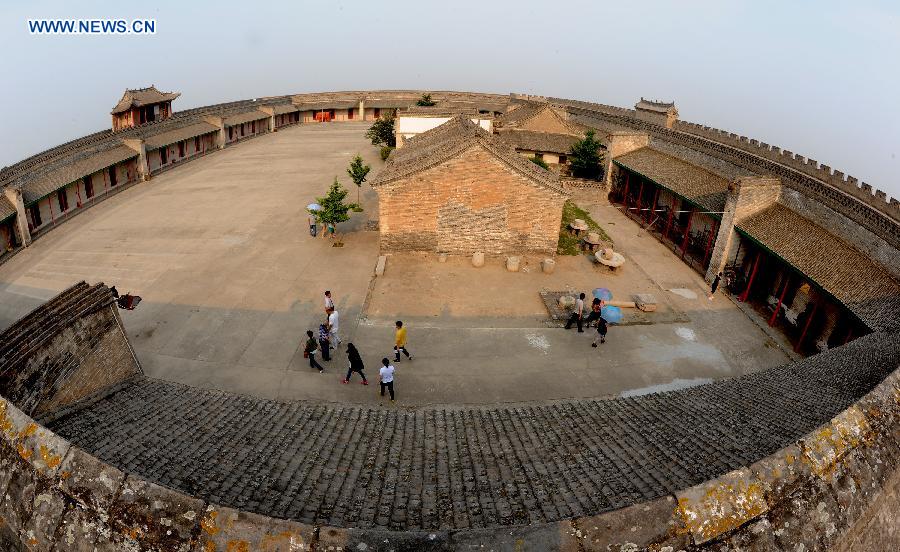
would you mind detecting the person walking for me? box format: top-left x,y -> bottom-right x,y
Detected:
304,330 -> 324,372
708,273 -> 722,300
308,214 -> 318,237
592,317 -> 609,347
324,290 -> 335,313
379,358 -> 395,401
584,297 -> 603,328
342,343 -> 368,385
564,292 -> 586,332
327,307 -> 340,348
394,320 -> 413,362
318,323 -> 331,362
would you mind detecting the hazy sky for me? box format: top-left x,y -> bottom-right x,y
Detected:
2,0 -> 898,199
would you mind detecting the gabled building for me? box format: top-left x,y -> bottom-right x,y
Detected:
371,116 -> 569,256
634,98 -> 679,128
495,101 -> 592,171
394,106 -> 493,148
111,86 -> 181,130
495,101 -> 582,135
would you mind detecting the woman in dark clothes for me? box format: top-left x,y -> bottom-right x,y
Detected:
342,343 -> 368,385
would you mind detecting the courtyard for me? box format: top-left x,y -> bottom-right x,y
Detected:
0,122 -> 791,406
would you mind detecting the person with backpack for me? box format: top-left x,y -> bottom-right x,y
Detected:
342,343 -> 368,385
304,330 -> 324,372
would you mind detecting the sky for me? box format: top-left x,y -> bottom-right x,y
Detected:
1,0 -> 898,199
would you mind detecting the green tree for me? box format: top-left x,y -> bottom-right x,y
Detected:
365,115 -> 396,147
568,130 -> 605,180
530,156 -> 550,170
416,93 -> 436,106
314,178 -> 358,236
346,154 -> 371,205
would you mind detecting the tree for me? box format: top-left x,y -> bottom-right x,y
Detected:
314,178 -> 359,237
365,115 -> 396,147
416,93 -> 436,107
568,130 -> 605,180
530,156 -> 550,170
346,154 -> 371,205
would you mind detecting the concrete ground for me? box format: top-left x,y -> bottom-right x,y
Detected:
0,122 -> 791,406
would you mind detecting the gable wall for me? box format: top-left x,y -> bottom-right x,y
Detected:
377,146 -> 565,255
520,109 -> 574,134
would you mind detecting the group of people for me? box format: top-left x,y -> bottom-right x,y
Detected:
308,213 -> 335,239
564,292 -> 609,347
303,290 -> 413,402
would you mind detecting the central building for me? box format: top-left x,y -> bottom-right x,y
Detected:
371,115 -> 569,255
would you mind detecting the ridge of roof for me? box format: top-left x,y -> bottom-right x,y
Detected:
371,115 -> 566,195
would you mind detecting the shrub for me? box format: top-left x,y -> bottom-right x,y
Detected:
530,156 -> 550,170
380,146 -> 394,160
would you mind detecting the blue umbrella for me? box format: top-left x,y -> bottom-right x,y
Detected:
601,305 -> 623,324
307,203 -> 322,211
592,287 -> 613,301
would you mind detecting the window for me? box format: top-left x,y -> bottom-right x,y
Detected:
178,141 -> 185,158
29,204 -> 42,228
57,189 -> 69,212
84,177 -> 94,199
559,154 -> 567,164
109,166 -> 118,187
160,147 -> 168,165
348,108 -> 354,120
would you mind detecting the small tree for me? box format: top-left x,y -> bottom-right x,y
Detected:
530,156 -> 550,170
346,154 -> 371,205
568,130 -> 605,180
365,115 -> 396,147
315,178 -> 358,238
416,93 -> 436,107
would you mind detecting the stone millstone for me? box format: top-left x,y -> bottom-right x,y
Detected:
558,295 -> 576,309
506,256 -> 520,272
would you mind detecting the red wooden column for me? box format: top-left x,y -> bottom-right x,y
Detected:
680,208 -> 694,256
664,198 -> 675,239
622,172 -> 630,207
702,219 -> 717,267
75,182 -> 83,208
635,179 -> 644,219
648,187 -> 660,223
769,274 -> 790,326
739,252 -> 762,302
795,301 -> 820,353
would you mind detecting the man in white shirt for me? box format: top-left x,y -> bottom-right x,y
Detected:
379,358 -> 395,401
324,290 -> 335,313
564,292 -> 586,332
327,307 -> 340,348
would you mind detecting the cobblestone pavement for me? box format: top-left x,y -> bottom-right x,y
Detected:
46,331 -> 899,531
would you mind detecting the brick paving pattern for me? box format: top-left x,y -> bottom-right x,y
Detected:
46,332 -> 899,531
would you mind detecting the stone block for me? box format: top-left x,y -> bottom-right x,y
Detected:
108,475 -> 204,552
452,522 -> 563,551
506,256 -> 520,272
52,504 -> 118,552
799,405 -> 871,478
563,495 -> 688,551
0,455 -> 36,539
749,443 -> 811,508
541,258 -> 555,274
198,505 -> 316,551
768,476 -> 844,551
557,295 -> 575,310
632,293 -> 657,312
0,399 -> 70,478
471,251 -> 485,267
59,447 -> 125,511
675,467 -> 768,545
438,253 -> 447,263
21,484 -> 68,551
375,255 -> 387,276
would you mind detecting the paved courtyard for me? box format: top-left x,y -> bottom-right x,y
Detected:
0,122 -> 790,405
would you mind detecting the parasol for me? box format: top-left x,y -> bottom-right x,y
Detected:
592,287 -> 613,301
600,305 -> 623,324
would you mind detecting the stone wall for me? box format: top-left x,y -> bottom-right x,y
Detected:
377,146 -> 567,256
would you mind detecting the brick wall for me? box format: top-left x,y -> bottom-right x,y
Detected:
377,146 -> 566,255
0,282 -> 141,420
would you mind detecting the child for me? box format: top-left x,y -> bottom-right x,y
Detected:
379,358 -> 395,401
591,317 -> 608,347
304,330 -> 324,372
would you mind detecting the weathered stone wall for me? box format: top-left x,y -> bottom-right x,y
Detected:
378,146 -> 566,255
0,281 -> 141,420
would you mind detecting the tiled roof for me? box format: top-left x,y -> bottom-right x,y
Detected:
111,86 -> 180,115
223,110 -> 269,127
371,115 -> 566,195
0,196 -> 15,221
613,147 -> 733,212
737,204 -> 900,331
143,122 -> 220,150
271,104 -> 299,115
21,146 -> 138,204
294,100 -> 359,110
498,129 -> 580,154
635,98 -> 676,114
399,106 -> 484,117
45,330 -> 900,531
496,102 -> 581,133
